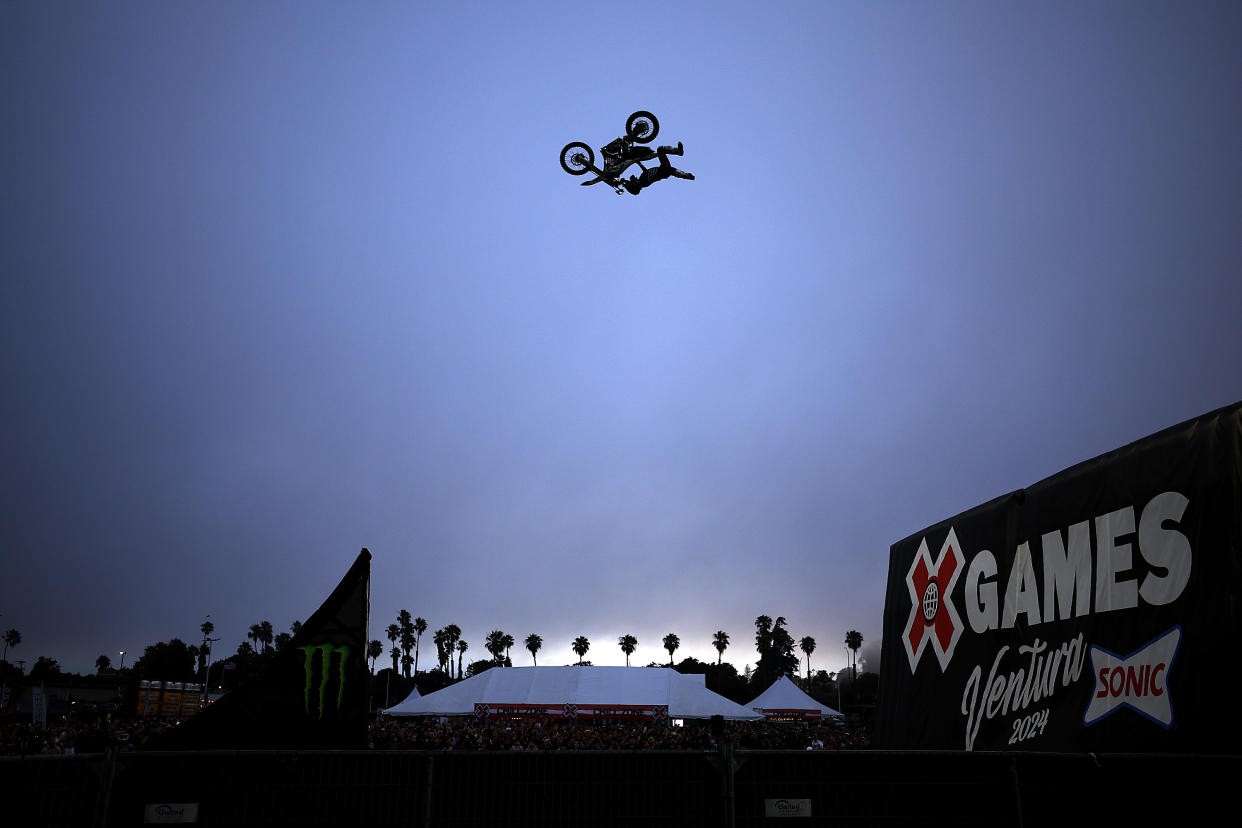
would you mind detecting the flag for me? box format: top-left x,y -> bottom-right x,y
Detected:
155,549 -> 371,749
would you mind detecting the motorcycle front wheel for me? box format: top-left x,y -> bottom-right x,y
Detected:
560,142 -> 595,175
625,111 -> 659,144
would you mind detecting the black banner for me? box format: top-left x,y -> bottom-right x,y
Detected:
876,402 -> 1242,752
156,549 -> 371,749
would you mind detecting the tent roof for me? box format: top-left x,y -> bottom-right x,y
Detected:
383,666 -> 763,720
387,685 -> 419,707
746,675 -> 843,718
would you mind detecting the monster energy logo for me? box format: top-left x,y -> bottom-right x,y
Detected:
299,644 -> 350,718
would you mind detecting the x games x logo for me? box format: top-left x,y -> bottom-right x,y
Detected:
903,529 -> 964,672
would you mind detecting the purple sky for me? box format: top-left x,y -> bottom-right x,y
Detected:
3,1 -> 1240,679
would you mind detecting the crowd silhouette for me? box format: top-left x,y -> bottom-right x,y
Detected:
3,714 -> 870,755
372,715 -> 870,751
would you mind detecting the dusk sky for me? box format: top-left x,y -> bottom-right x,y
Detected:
3,1 -> 1240,680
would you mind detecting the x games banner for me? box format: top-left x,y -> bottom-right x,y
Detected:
876,402 -> 1242,752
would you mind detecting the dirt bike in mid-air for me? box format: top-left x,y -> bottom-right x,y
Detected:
560,111 -> 661,191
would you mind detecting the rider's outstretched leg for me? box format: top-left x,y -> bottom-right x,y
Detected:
657,142 -> 684,156
669,168 -> 695,180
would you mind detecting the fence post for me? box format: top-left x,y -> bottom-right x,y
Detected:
422,753 -> 435,828
92,745 -> 119,828
1009,755 -> 1024,828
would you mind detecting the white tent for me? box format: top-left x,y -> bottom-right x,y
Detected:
383,666 -> 763,721
746,675 -> 844,720
386,685 -> 419,708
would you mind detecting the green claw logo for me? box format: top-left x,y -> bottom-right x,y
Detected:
299,644 -> 349,718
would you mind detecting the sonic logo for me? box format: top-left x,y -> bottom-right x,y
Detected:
1083,627 -> 1180,728
299,643 -> 350,718
903,528 -> 965,672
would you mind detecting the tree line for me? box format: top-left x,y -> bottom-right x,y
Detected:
0,616 -> 870,712
363,611 -> 869,708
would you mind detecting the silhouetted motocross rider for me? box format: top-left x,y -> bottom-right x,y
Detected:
598,138 -> 694,195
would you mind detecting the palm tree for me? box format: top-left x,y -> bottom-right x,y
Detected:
456,639 -> 468,678
845,630 -> 864,680
443,624 -> 461,671
754,615 -> 773,656
248,624 -> 263,653
398,610 -> 415,677
486,630 -> 506,665
525,634 -> 542,666
259,620 -> 274,653
662,633 -> 680,667
618,634 -> 638,666
2,629 -> 20,663
799,636 -> 816,682
95,654 -> 112,672
367,639 -> 383,674
501,633 -> 515,666
199,618 -> 216,675
413,617 -> 427,674
400,627 -> 417,675
386,623 -> 400,672
274,632 -> 292,651
432,629 -> 447,672
389,645 -> 401,675
401,652 -> 414,678
572,636 -> 590,665
712,630 -> 730,665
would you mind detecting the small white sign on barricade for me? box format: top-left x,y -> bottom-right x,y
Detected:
143,803 -> 199,823
765,798 -> 812,817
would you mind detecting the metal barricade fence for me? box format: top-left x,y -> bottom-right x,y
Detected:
2,752 -> 102,826
732,750 -> 1023,826
3,749 -> 1239,827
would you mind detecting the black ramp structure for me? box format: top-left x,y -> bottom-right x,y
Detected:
155,548 -> 371,750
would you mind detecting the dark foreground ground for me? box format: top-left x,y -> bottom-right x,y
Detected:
4,747 -> 1237,827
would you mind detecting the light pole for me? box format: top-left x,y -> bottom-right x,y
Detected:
842,646 -> 850,709
200,637 -> 219,709
118,650 -> 126,670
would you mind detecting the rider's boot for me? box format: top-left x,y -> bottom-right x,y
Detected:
671,169 -> 695,180
658,142 -> 684,156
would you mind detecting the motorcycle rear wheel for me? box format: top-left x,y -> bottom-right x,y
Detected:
625,111 -> 660,144
560,141 -> 595,175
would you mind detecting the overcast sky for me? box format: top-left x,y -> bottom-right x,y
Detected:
3,1 -> 1239,680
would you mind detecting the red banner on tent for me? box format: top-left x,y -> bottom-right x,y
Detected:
471,702 -> 669,721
